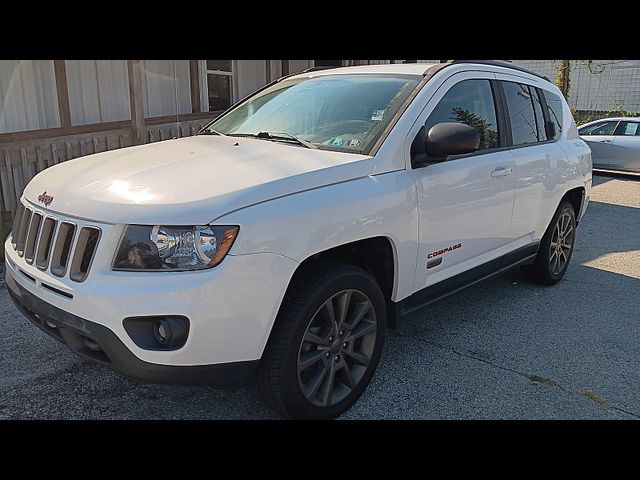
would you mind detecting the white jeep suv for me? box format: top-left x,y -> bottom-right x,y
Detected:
4,61 -> 592,419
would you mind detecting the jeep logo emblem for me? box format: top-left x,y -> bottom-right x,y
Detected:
37,191 -> 54,207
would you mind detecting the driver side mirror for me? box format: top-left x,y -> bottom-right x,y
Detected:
426,122 -> 480,157
411,122 -> 480,168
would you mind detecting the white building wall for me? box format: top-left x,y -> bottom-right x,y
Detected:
289,60 -> 313,74
235,60 -> 267,100
0,60 -> 60,133
65,60 -> 131,125
141,60 -> 191,118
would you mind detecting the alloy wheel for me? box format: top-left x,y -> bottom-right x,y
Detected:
549,211 -> 575,276
297,289 -> 377,407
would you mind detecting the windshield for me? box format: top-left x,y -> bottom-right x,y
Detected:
204,74 -> 421,154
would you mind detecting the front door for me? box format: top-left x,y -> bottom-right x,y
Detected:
408,73 -> 516,291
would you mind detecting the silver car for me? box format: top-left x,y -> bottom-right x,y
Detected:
578,117 -> 640,173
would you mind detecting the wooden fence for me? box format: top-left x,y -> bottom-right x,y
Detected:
0,118 -> 210,225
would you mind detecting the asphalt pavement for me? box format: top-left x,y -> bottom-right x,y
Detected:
1,173 -> 639,419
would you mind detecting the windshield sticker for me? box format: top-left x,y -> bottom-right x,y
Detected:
349,139 -> 361,147
332,138 -> 348,146
371,109 -> 385,121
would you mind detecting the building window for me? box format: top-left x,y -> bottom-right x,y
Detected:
206,60 -> 233,112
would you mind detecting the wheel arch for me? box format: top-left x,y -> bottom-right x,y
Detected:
562,186 -> 585,223
283,236 -> 399,328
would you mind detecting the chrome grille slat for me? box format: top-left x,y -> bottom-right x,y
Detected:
11,200 -> 101,283
24,212 -> 43,264
36,218 -> 57,271
70,227 -> 101,283
11,204 -> 25,248
51,222 -> 76,278
15,208 -> 33,256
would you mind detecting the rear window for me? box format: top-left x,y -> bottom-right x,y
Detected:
616,121 -> 640,136
543,91 -> 564,140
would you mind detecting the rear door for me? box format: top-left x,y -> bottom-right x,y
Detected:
578,120 -> 620,167
496,77 -> 569,243
610,120 -> 640,172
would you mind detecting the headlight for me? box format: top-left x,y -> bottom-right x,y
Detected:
113,225 -> 239,271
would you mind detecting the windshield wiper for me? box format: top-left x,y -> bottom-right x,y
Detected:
228,131 -> 318,149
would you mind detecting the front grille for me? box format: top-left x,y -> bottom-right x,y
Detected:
24,212 -> 42,264
15,207 -> 32,256
36,218 -> 57,270
11,204 -> 25,248
10,201 -> 101,283
70,227 -> 101,283
51,222 -> 76,278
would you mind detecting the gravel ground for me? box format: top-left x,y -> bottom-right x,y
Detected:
1,173 -> 639,419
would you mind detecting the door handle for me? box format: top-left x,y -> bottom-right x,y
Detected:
599,140 -> 612,143
490,167 -> 513,178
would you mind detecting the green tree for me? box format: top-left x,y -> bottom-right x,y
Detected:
555,60 -> 571,98
451,107 -> 498,149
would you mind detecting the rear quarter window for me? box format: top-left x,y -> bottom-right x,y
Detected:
543,90 -> 564,141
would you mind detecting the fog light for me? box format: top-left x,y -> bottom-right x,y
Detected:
123,316 -> 190,351
154,319 -> 171,346
152,317 -> 188,349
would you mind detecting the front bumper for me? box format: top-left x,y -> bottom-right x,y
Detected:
6,226 -> 298,367
5,267 -> 257,387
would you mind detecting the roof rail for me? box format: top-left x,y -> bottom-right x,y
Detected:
448,60 -> 551,82
301,66 -> 341,73
274,65 -> 338,83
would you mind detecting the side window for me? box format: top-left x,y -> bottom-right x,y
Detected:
531,88 -> 548,142
424,79 -> 499,150
543,91 -> 564,141
579,121 -> 619,136
502,81 -> 539,145
615,121 -> 640,136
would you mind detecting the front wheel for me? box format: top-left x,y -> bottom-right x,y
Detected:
258,261 -> 387,419
522,200 -> 577,285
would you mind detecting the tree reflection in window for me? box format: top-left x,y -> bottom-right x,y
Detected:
424,79 -> 500,152
451,107 -> 498,149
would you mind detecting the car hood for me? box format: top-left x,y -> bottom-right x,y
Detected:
23,135 -> 374,225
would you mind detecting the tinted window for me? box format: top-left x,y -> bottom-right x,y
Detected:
502,82 -> 539,145
543,91 -> 564,140
531,88 -> 548,141
616,121 -> 640,136
424,79 -> 499,150
579,121 -> 619,136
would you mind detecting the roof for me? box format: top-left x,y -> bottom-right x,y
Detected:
289,63 -> 437,78
581,117 -> 639,125
286,61 -> 550,84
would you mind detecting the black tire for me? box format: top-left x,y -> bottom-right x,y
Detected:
521,200 -> 577,285
257,260 -> 387,420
